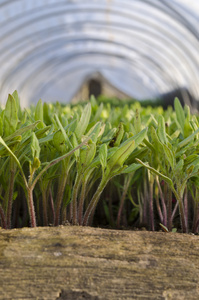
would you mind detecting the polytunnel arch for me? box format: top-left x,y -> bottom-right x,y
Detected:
0,0 -> 198,107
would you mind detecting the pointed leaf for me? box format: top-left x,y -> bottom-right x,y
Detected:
35,99 -> 44,128
174,97 -> 185,133
99,144 -> 107,171
3,94 -> 18,136
75,103 -> 91,140
134,109 -> 141,134
163,144 -> 175,169
157,115 -> 167,144
31,132 -> 40,159
93,102 -> 103,122
12,90 -> 20,115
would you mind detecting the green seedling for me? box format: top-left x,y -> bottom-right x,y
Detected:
0,92 -> 199,234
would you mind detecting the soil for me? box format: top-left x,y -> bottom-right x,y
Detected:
0,225 -> 199,299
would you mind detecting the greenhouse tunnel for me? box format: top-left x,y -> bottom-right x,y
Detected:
0,0 -> 198,108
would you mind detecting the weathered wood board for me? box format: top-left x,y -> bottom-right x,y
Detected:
0,226 -> 199,299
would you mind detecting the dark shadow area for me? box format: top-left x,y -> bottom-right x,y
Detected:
88,79 -> 102,99
161,88 -> 197,110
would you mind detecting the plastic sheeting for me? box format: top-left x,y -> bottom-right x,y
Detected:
0,0 -> 198,106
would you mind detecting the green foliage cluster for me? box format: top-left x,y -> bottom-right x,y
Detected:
0,92 -> 199,233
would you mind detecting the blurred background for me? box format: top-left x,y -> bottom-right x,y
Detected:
0,0 -> 198,108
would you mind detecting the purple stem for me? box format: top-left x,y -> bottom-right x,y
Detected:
149,181 -> 154,231
117,176 -> 131,228
28,187 -> 36,227
184,187 -> 188,231
155,186 -> 163,224
167,187 -> 172,231
7,168 -> 15,229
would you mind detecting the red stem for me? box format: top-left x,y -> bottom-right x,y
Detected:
149,182 -> 154,231
7,168 -> 15,229
28,188 -> 36,227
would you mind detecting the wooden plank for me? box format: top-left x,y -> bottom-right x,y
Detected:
0,226 -> 199,299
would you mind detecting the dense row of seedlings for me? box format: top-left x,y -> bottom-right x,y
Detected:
0,91 -> 199,233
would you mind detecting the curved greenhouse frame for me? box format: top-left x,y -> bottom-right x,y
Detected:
0,0 -> 198,106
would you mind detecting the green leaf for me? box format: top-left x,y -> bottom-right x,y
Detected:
32,157 -> 41,169
175,159 -> 184,172
90,95 -> 97,107
0,136 -> 27,187
162,144 -> 175,169
0,136 -> 22,156
183,119 -> 194,138
126,147 -> 148,165
101,128 -> 117,144
190,116 -> 199,130
185,157 -> 199,171
93,102 -> 103,122
99,143 -> 107,171
31,132 -> 40,159
107,140 -> 135,173
86,122 -> 102,143
178,127 -> 199,149
109,122 -> 124,147
75,103 -> 91,140
184,154 -> 198,167
184,104 -> 190,121
123,127 -> 148,149
35,99 -> 44,128
71,133 -> 79,159
31,136 -> 90,189
150,126 -> 163,153
3,94 -> 18,136
170,129 -> 181,140
43,102 -> 52,125
157,115 -> 167,144
53,130 -> 66,153
143,138 -> 155,152
159,223 -> 169,232
121,163 -> 142,174
12,90 -> 21,116
4,121 -> 41,143
106,128 -> 148,172
80,140 -> 96,167
174,97 -> 185,133
134,109 -> 141,134
68,118 -> 78,133
55,114 -> 72,148
0,114 -> 3,136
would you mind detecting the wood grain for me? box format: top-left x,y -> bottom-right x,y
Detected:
0,226 -> 199,299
